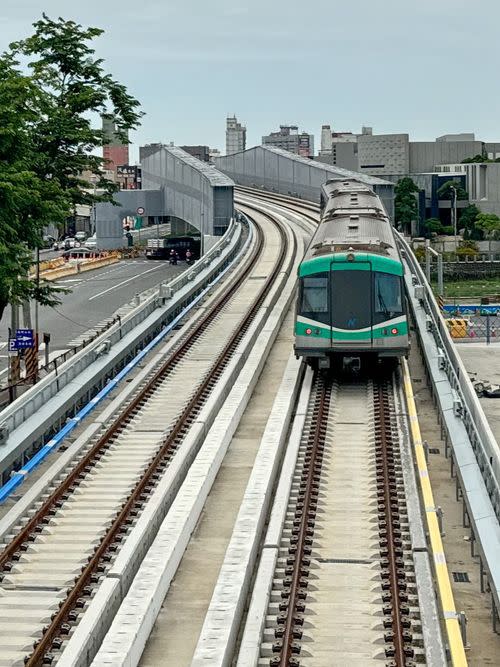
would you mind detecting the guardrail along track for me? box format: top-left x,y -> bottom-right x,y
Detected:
0,216 -> 290,667
260,375 -> 422,667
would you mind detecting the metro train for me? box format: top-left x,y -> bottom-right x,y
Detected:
294,179 -> 409,371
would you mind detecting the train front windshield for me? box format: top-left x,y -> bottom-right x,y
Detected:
300,269 -> 403,329
331,271 -> 371,329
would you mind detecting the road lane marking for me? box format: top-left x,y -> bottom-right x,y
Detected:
88,264 -> 164,301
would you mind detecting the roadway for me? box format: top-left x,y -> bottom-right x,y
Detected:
37,223 -> 172,261
0,258 -> 184,384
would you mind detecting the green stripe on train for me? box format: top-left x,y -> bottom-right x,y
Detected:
298,253 -> 403,278
295,320 -> 408,341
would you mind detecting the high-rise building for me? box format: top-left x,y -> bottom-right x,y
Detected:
226,115 -> 246,155
102,115 -> 129,174
320,125 -> 333,154
262,125 -> 314,157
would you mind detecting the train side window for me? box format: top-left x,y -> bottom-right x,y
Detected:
374,272 -> 403,319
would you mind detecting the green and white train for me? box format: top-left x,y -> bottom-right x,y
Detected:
294,179 -> 409,371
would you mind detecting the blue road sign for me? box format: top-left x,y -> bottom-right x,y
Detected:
15,328 -> 34,349
8,339 -> 19,352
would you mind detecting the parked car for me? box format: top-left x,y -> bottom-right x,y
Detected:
42,235 -> 57,248
84,235 -> 97,249
75,231 -> 88,243
54,237 -> 81,251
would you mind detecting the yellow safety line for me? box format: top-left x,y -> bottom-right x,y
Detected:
401,358 -> 468,666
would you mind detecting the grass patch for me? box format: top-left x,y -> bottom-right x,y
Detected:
431,276 -> 500,298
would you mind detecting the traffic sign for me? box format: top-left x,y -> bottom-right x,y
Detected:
14,328 -> 34,349
8,339 -> 19,352
136,206 -> 145,216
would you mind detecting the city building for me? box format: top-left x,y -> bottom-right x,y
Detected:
358,133 -> 410,175
435,162 -> 500,215
320,125 -> 332,154
180,145 -> 210,162
226,115 -> 246,155
116,165 -> 142,190
262,125 -> 314,157
209,148 -> 221,164
318,126 -> 499,177
102,115 -> 129,174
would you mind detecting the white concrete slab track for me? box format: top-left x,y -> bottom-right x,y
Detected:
0,205 -> 302,666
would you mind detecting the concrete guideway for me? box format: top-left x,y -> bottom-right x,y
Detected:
90,205 -> 308,667
401,233 -> 500,637
0,222 -> 242,487
243,189 -> 500,647
0,205 -> 300,666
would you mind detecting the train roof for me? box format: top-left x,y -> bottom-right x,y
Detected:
305,180 -> 401,266
322,179 -> 388,217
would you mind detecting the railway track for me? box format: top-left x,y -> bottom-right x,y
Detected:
240,373 -> 430,666
0,213 -> 293,666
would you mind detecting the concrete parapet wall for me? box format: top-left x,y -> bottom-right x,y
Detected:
39,253 -> 120,281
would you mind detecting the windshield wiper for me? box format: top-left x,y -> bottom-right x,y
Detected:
377,288 -> 390,319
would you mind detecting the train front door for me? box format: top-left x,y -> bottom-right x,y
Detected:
330,263 -> 373,349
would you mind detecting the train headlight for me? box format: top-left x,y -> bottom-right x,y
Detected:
305,328 -> 312,335
347,252 -> 355,262
391,327 -> 398,335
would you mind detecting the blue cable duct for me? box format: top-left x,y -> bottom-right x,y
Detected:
0,233 -> 248,504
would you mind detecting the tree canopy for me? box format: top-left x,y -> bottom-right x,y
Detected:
437,179 -> 468,200
475,213 -> 500,239
0,14 -> 142,322
394,177 -> 419,233
462,154 -> 500,164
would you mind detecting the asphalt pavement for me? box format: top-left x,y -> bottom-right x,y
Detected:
0,258 -> 184,383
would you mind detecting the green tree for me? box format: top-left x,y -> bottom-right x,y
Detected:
461,154 -> 500,164
437,179 -> 468,200
0,14 -> 143,322
462,154 -> 487,164
424,218 -> 442,234
456,240 -> 479,257
475,213 -> 500,252
394,177 -> 419,233
459,204 -> 483,240
0,54 -> 70,321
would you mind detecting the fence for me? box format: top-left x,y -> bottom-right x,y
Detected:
443,309 -> 500,343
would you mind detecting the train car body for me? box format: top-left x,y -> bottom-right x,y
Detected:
295,179 -> 409,370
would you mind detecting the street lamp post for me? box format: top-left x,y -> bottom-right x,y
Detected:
450,185 -> 458,250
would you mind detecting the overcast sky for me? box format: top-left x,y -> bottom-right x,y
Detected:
1,0 -> 498,161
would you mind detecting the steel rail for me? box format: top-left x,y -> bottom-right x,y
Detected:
277,375 -> 330,666
0,224 -> 263,574
1,211 -> 291,666
235,185 -> 319,214
26,217 -> 288,666
375,383 -> 407,666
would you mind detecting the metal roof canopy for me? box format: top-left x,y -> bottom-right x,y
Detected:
164,146 -> 235,187
259,145 -> 393,187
